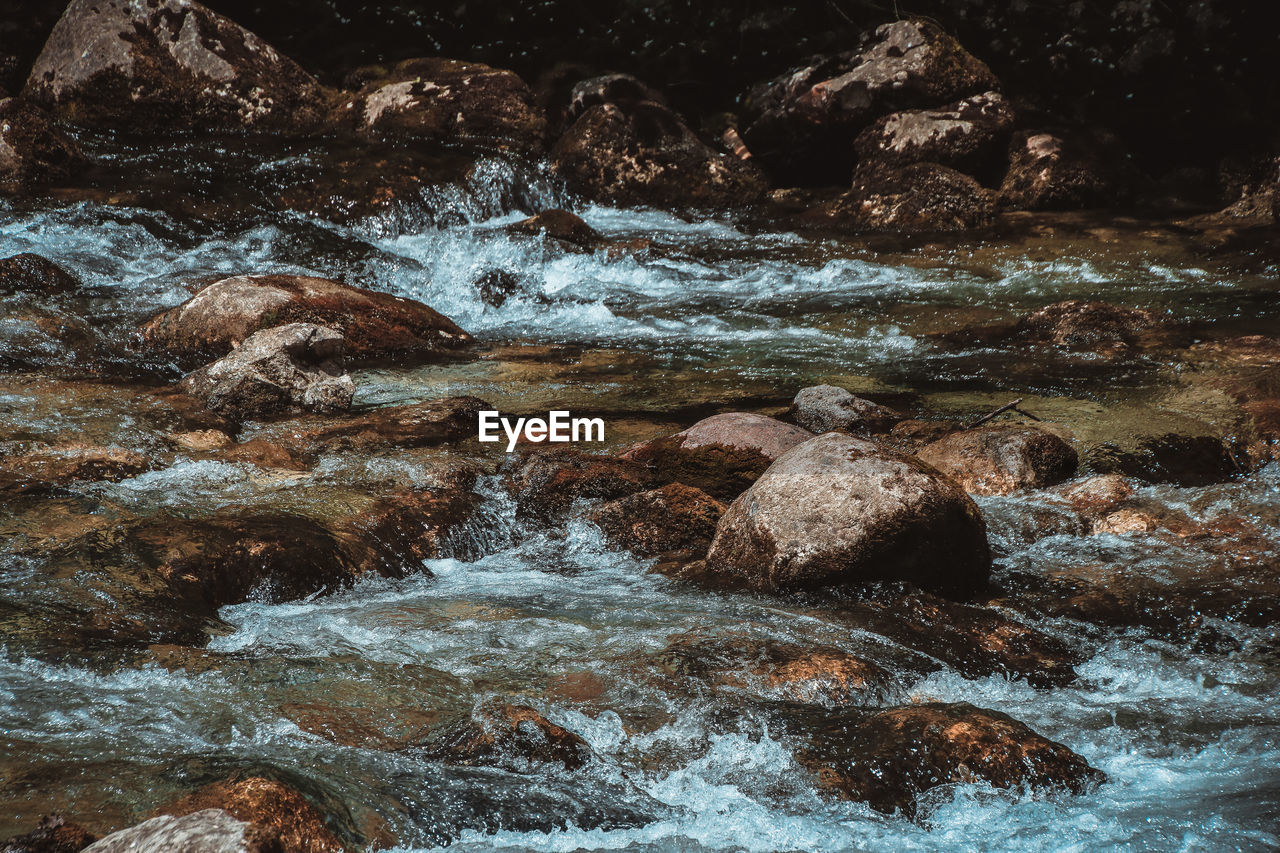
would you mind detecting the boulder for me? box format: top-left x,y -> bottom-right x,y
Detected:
340,481 -> 484,565
551,100 -> 766,208
81,809 -> 273,853
180,323 -> 354,419
1082,432 -> 1237,486
917,425 -> 1078,495
0,814 -> 96,853
741,20 -> 999,185
23,0 -> 332,132
700,432 -> 990,597
474,269 -> 525,308
588,483 -> 726,562
566,73 -> 666,123
0,443 -> 153,496
508,448 -> 654,518
999,130 -> 1125,210
416,703 -> 590,771
803,162 -> 995,232
1057,475 -> 1135,518
0,253 -> 79,295
787,385 -> 901,434
506,208 -> 606,251
799,703 -> 1104,815
1015,300 -> 1169,356
139,274 -> 472,365
295,395 -> 487,452
341,57 -> 546,152
854,91 -> 1014,178
0,97 -> 82,192
622,413 -> 813,501
157,777 -> 344,853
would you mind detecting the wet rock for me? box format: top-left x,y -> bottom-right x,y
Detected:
416,703 -> 590,771
805,163 -> 995,232
0,253 -> 79,296
139,274 -> 472,365
168,429 -> 235,452
740,20 -> 999,185
854,91 -> 1014,178
887,418 -> 962,452
1082,432 -> 1237,486
474,269 -> 525,308
180,323 -> 353,420
622,412 -> 813,501
80,809 -> 270,853
1016,300 -> 1171,356
294,395 -> 487,453
0,97 -> 82,193
158,777 -> 345,853
588,483 -> 726,563
24,0 -> 332,133
551,99 -> 766,208
566,73 -> 666,123
787,385 -> 901,434
218,438 -> 312,471
700,433 -> 990,598
999,130 -> 1125,211
509,448 -> 654,518
341,57 -> 546,152
798,703 -> 1104,815
0,443 -> 153,496
341,480 -> 484,567
917,425 -> 1078,495
1057,475 -> 1136,518
506,209 -> 606,251
0,814 -> 96,853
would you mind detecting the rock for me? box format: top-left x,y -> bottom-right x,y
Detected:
0,443 -> 153,496
24,0 -> 332,132
218,438 -> 311,471
588,483 -> 726,563
0,253 -> 79,295
341,57 -> 546,152
294,395 -> 487,453
416,703 -> 590,771
139,274 -> 472,365
0,97 -> 82,192
803,163 -> 995,232
474,269 -> 525,308
1082,432 -> 1237,486
0,814 -> 96,853
917,425 -> 1078,495
787,385 -> 901,434
80,809 -> 271,853
853,91 -> 1015,179
1015,300 -> 1170,356
180,323 -> 354,419
1057,475 -> 1135,518
798,703 -> 1104,815
999,130 -> 1125,210
508,448 -> 654,518
887,418 -> 962,452
550,100 -> 766,208
700,432 -> 990,598
340,482 -> 484,566
566,73 -> 666,123
157,777 -> 344,853
622,413 -> 813,501
506,209 -> 606,251
741,20 -> 1000,185
168,429 -> 235,452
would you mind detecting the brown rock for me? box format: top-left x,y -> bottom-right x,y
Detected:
0,97 -> 82,193
1000,130 -> 1125,211
1057,475 -> 1135,518
219,438 -> 312,471
701,433 -> 990,598
0,253 -> 79,295
1017,300 -> 1169,356
917,425 -> 1078,495
340,481 -> 484,567
158,777 -> 344,853
854,91 -> 1015,178
0,443 -> 153,496
806,163 -> 996,232
507,208 -> 606,251
168,429 -> 235,452
508,448 -> 654,518
342,57 -> 546,152
24,0 -> 332,133
296,395 -> 488,453
787,385 -> 901,434
622,412 -> 813,501
416,703 -> 590,770
1,814 -> 96,853
139,274 -> 472,365
799,703 -> 1104,815
588,483 -> 726,561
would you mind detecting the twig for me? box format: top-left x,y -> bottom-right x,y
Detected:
965,398 -> 1042,429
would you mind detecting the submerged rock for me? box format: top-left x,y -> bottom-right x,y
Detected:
0,814 -> 96,853
798,703 -> 1104,815
0,252 -> 79,296
937,300 -> 1180,358
917,425 -> 1078,495
622,413 -> 813,501
341,57 -> 546,152
157,777 -> 345,853
788,385 -> 900,434
296,395 -> 488,452
24,0 -> 332,132
81,809 -> 271,853
0,97 -> 82,193
0,443 -> 153,496
416,703 -> 591,771
854,91 -> 1014,178
700,433 -> 990,597
740,19 -> 999,185
140,274 -> 472,365
588,483 -> 726,563
509,448 -> 654,518
506,208 -> 606,251
551,97 -> 766,208
180,323 -> 354,419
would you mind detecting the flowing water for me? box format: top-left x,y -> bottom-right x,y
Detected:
2,135 -> 1279,851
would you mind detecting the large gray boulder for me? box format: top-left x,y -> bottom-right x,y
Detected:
701,432 -> 990,597
24,0 -> 331,132
181,323 -> 354,418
